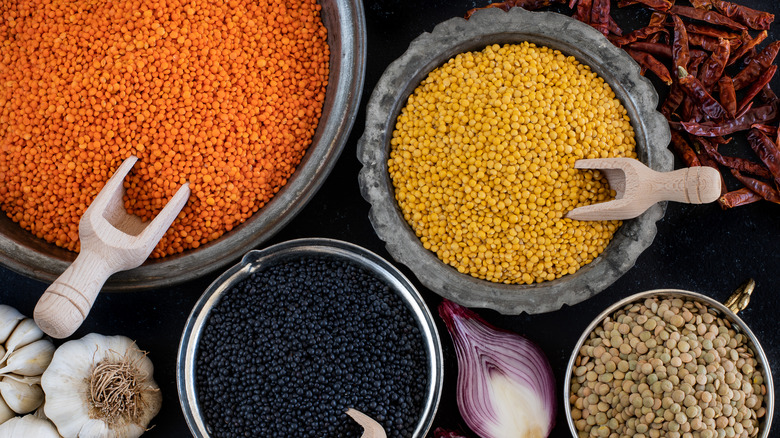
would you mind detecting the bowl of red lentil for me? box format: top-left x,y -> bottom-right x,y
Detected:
0,0 -> 365,289
565,285 -> 774,438
357,7 -> 673,314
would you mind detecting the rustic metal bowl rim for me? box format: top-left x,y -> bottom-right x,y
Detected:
357,7 -> 673,315
0,0 -> 366,291
563,288 -> 774,438
176,237 -> 444,438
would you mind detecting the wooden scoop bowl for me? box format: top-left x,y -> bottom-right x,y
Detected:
566,157 -> 721,221
34,156 -> 190,339
346,408 -> 387,438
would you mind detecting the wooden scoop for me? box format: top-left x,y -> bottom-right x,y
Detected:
34,156 -> 190,339
566,157 -> 721,221
346,408 -> 387,438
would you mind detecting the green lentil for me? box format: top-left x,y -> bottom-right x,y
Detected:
569,296 -> 767,437
388,42 -> 636,284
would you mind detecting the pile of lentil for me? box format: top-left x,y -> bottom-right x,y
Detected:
0,0 -> 329,257
569,296 -> 768,438
195,254 -> 429,437
388,42 -> 637,284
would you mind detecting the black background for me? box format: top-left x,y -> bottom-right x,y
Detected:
2,0 -> 780,437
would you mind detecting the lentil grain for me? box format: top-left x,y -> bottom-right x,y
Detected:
389,42 -> 636,284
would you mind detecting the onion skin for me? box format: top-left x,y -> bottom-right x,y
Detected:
438,300 -> 556,438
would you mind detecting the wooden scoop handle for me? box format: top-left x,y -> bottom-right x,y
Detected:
34,249 -> 115,339
647,165 -> 722,205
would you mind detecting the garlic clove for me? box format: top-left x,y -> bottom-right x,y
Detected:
0,318 -> 44,364
0,376 -> 44,414
0,306 -> 24,345
0,413 -> 61,438
0,339 -> 55,376
0,374 -> 41,386
0,396 -> 15,425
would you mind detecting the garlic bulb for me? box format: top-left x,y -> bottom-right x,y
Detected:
41,333 -> 162,438
0,413 -> 61,438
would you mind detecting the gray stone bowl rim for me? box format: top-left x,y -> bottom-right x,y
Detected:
0,0 -> 366,291
357,7 -> 673,315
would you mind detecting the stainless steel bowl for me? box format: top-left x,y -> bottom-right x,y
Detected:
564,286 -> 774,437
0,0 -> 366,290
357,7 -> 672,315
176,238 -> 444,438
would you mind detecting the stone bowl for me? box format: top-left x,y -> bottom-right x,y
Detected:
0,0 -> 366,290
357,7 -> 673,315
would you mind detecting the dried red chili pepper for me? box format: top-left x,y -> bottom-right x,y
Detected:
573,0 -> 593,24
687,33 -> 724,52
718,188 -> 763,209
680,52 -> 709,122
759,85 -> 778,104
737,65 -> 778,115
670,131 -> 702,167
747,128 -> 780,186
727,30 -> 768,66
691,0 -> 774,31
697,136 -> 773,179
626,49 -> 673,84
732,41 -> 780,90
678,66 -> 727,121
672,14 -> 690,72
683,22 -> 741,40
626,41 -> 672,58
464,0 -> 556,18
718,75 -> 737,119
681,104 -> 778,137
628,0 -> 673,10
751,123 -> 778,137
730,170 -> 780,204
608,26 -> 666,47
590,0 -> 610,36
661,82 -> 685,120
697,38 -> 730,90
606,14 -> 623,36
670,5 -> 747,31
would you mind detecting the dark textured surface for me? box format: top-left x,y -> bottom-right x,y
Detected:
1,1 -> 780,437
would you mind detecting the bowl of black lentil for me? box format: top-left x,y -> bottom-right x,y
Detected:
357,7 -> 673,314
177,238 -> 444,438
565,285 -> 774,438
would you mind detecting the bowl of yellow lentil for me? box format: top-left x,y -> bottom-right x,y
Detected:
0,0 -> 365,289
357,7 -> 673,314
565,286 -> 774,438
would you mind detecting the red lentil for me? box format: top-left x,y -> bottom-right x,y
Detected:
0,0 -> 329,257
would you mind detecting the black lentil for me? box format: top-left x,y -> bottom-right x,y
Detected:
195,255 -> 429,438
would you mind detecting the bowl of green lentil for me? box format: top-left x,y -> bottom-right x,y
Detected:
565,287 -> 774,438
357,7 -> 673,314
177,238 -> 444,438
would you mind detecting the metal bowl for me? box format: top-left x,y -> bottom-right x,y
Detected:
357,7 -> 673,315
176,238 -> 444,438
564,286 -> 774,437
0,0 -> 366,290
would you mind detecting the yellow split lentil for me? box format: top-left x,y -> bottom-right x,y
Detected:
388,42 -> 637,284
